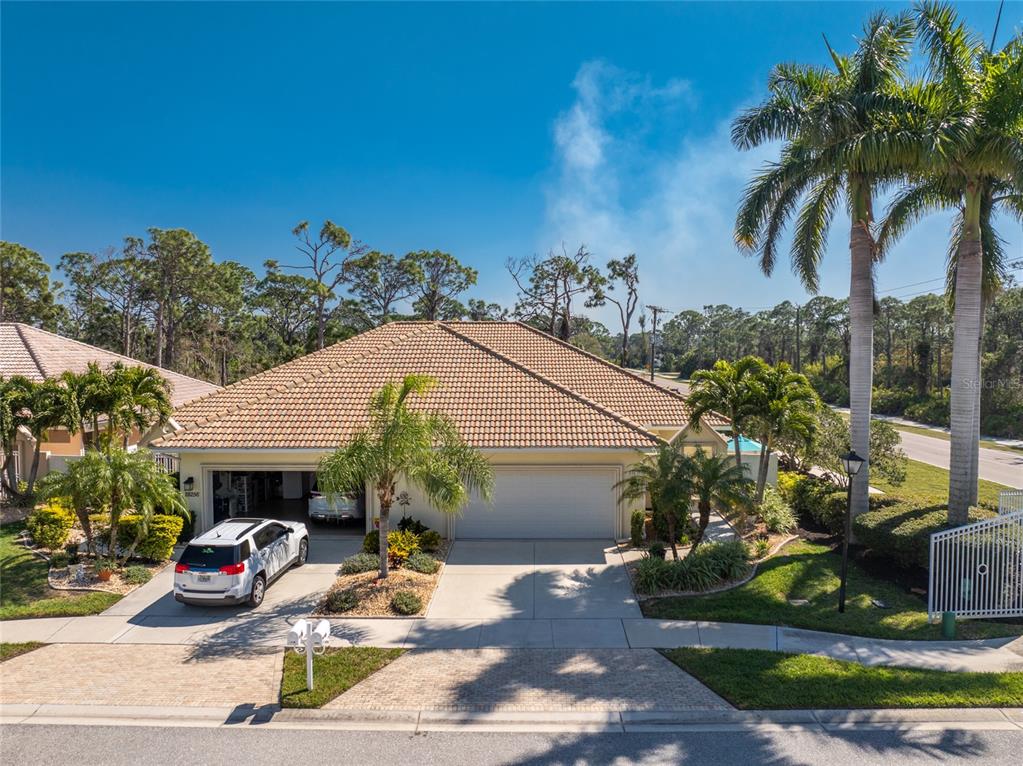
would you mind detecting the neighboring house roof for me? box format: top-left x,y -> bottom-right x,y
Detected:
152,321 -> 729,451
0,323 -> 221,408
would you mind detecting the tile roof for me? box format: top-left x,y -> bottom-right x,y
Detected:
153,322 -> 728,451
0,323 -> 221,408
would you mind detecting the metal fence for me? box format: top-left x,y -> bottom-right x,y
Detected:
1000,489 -> 1023,515
151,452 -> 180,474
928,491 -> 1023,621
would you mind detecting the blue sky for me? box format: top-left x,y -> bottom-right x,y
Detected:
2,1 -> 1021,322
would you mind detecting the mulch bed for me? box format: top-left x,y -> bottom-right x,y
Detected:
47,559 -> 167,595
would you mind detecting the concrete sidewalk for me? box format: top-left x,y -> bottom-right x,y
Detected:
4,614 -> 1022,673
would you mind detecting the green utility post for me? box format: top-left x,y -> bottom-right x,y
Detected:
941,611 -> 957,639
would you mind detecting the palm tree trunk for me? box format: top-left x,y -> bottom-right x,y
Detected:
848,220 -> 874,521
688,499 -> 711,555
377,498 -> 391,579
732,418 -> 744,479
948,194 -> 983,523
968,300 -> 985,507
27,439 -> 42,495
666,513 -> 679,561
754,441 -> 770,504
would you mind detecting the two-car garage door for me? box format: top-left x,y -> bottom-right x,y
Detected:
454,467 -> 618,539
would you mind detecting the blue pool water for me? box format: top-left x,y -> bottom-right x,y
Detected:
729,436 -> 764,453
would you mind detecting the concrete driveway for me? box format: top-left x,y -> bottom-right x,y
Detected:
426,540 -> 640,620
27,536 -> 361,646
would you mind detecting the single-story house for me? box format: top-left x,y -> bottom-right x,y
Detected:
0,322 -> 220,480
148,321 -> 733,539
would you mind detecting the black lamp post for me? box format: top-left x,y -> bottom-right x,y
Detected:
837,450 -> 865,613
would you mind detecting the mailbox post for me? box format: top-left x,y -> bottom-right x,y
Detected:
287,618 -> 331,691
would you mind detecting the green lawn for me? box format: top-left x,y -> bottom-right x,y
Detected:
873,459 -> 1008,507
280,647 -> 403,708
642,540 -> 1023,640
0,522 -> 121,621
0,641 -> 44,662
663,647 -> 1023,709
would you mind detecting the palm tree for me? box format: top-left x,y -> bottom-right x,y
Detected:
686,448 -> 751,549
23,379 -> 80,494
687,356 -> 767,478
747,362 -> 819,503
0,375 -> 33,495
732,11 -> 917,521
106,363 -> 173,448
317,375 -> 493,579
617,443 -> 694,560
878,2 -> 1023,522
40,447 -> 186,563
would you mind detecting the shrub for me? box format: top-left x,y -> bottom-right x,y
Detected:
752,538 -> 771,559
94,557 -> 115,573
781,473 -> 845,533
633,556 -> 670,594
419,529 -> 442,552
648,541 -> 666,559
756,488 -> 797,533
852,497 -> 994,569
695,540 -> 751,582
123,565 -> 152,585
390,590 -> 422,615
49,551 -> 69,568
324,588 -> 360,612
340,552 -> 379,575
387,529 -> 421,565
64,541 -> 80,563
27,501 -> 75,551
630,510 -> 645,547
396,516 -> 428,535
362,530 -> 380,554
405,550 -> 440,574
87,512 -> 184,561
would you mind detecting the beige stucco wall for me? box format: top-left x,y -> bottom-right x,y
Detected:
175,426 -> 730,538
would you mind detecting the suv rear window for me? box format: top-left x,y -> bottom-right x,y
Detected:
179,544 -> 238,569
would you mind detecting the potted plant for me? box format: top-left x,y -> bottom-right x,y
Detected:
94,558 -> 115,582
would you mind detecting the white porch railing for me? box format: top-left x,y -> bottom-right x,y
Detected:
151,452 -> 180,474
928,491 -> 1023,622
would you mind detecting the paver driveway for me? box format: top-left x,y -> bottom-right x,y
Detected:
426,540 -> 640,620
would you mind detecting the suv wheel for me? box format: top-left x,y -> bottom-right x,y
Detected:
248,574 -> 266,607
295,538 -> 309,567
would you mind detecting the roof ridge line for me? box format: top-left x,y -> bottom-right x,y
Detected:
13,324 -> 46,379
153,323 -> 436,445
12,322 -> 220,389
438,322 -> 657,444
511,320 -> 698,407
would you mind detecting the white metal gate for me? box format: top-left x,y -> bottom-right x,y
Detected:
928,490 -> 1023,621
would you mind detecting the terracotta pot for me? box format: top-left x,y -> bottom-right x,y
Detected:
96,569 -> 113,582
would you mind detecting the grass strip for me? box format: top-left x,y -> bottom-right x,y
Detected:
281,647 -> 403,708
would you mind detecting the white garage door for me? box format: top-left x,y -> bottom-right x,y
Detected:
455,467 -> 618,539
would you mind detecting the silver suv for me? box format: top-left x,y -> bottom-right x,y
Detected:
174,518 -> 309,607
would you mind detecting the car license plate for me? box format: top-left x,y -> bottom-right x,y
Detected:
197,574 -> 211,583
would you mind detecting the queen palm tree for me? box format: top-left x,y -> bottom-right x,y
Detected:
687,356 -> 767,478
23,378 -> 80,494
0,375 -> 33,496
747,363 -> 819,504
877,2 -> 1022,522
732,10 -> 917,520
686,448 -> 751,549
617,443 -> 694,560
317,375 -> 493,579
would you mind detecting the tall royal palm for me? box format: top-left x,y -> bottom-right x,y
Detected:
879,2 -> 1022,522
732,11 -> 916,519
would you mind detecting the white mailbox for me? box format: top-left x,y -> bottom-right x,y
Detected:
286,618 -> 330,691
287,619 -> 309,648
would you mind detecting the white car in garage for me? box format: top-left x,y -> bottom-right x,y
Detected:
174,518 -> 309,607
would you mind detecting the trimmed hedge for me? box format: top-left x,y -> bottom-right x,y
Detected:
26,501 -> 76,551
852,498 -> 994,569
88,513 -> 184,561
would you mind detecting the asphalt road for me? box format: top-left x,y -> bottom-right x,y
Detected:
893,428 -> 1022,489
3,723 -> 1021,766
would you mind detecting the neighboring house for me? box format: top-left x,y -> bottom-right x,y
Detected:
0,322 -> 221,481
149,321 -> 732,539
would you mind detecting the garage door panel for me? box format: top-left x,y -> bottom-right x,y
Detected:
455,467 -> 616,539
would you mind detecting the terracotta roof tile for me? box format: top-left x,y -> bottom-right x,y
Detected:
0,323 -> 221,407
152,321 -> 729,450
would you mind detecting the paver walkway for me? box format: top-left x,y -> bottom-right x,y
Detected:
0,643 -> 283,707
325,648 -> 732,712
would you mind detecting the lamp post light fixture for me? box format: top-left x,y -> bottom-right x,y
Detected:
837,450 -> 865,613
